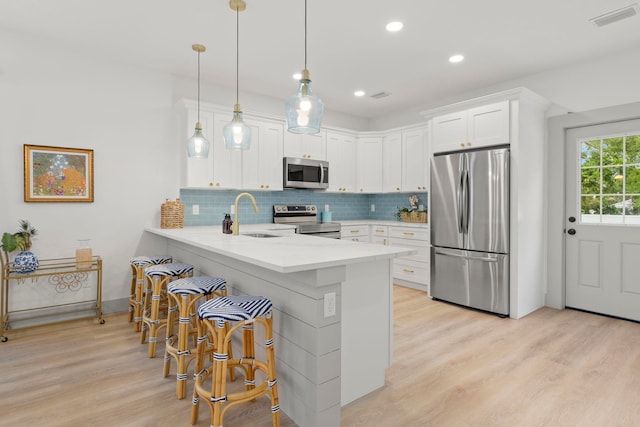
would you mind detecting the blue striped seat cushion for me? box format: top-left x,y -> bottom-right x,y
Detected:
144,262 -> 193,277
168,276 -> 227,295
198,295 -> 272,322
130,255 -> 173,267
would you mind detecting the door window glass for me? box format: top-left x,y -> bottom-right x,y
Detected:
579,133 -> 640,224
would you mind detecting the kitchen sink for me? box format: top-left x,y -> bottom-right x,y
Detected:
242,232 -> 281,238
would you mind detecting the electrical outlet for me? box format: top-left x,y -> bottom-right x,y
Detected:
230,205 -> 235,215
325,204 -> 330,212
419,204 -> 424,211
371,204 -> 375,212
192,204 -> 199,215
324,292 -> 336,317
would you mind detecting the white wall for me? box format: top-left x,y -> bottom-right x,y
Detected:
0,29 -> 179,308
373,46 -> 640,130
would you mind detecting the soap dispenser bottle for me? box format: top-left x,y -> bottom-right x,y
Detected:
222,213 -> 233,234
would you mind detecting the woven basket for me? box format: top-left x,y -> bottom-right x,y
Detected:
400,211 -> 428,223
161,199 -> 184,229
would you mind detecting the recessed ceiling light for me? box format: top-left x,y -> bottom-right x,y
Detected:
386,21 -> 403,32
354,90 -> 365,97
449,54 -> 465,63
292,72 -> 302,80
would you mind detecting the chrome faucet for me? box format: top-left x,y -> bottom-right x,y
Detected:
233,192 -> 259,235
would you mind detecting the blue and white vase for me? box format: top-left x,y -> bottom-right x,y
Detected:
14,251 -> 39,273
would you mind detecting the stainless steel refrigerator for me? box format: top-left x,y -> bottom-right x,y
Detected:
430,146 -> 510,316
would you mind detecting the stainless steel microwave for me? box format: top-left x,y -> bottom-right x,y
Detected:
283,157 -> 329,189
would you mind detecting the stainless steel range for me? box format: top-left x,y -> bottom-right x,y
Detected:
273,204 -> 341,238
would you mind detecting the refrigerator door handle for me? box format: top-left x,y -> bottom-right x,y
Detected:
457,169 -> 464,233
462,168 -> 470,234
434,248 -> 499,263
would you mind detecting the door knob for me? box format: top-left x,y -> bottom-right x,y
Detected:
568,216 -> 576,223
567,229 -> 576,235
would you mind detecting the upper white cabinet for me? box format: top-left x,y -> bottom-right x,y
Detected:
382,133 -> 402,193
182,108 -> 242,189
402,128 -> 428,191
326,131 -> 357,193
432,100 -> 510,153
241,118 -> 284,191
283,131 -> 326,160
356,136 -> 383,193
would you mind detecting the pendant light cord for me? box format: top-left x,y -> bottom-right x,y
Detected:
236,8 -> 240,105
304,0 -> 308,70
197,50 -> 201,123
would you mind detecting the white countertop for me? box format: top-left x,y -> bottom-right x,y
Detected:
145,224 -> 416,274
338,220 -> 429,229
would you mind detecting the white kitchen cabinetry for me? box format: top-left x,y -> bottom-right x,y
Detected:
241,117 -> 284,191
402,128 -> 429,192
382,133 -> 402,193
182,108 -> 242,189
341,225 -> 369,242
370,225 -> 388,245
356,136 -> 383,193
388,225 -> 430,293
283,131 -> 326,160
432,100 -> 510,153
326,131 -> 357,193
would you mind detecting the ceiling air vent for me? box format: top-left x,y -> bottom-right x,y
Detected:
370,91 -> 391,99
590,3 -> 638,27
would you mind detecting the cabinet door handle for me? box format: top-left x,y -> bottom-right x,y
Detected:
403,232 -> 414,236
375,229 -> 384,232
351,230 -> 360,233
403,268 -> 415,273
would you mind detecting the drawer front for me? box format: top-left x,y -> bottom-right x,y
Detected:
393,259 -> 429,285
389,226 -> 429,241
341,225 -> 369,241
371,226 -> 388,237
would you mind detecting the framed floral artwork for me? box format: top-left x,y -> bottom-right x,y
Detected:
23,144 -> 94,202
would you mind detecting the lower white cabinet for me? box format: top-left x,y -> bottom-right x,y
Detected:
388,225 -> 430,293
370,225 -> 388,245
341,225 -> 369,242
341,222 -> 430,292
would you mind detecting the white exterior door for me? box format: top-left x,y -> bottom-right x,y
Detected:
565,120 -> 640,321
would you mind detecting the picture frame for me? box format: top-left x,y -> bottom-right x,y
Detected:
23,144 -> 94,203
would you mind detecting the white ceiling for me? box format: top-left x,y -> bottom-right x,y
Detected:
1,0 -> 639,119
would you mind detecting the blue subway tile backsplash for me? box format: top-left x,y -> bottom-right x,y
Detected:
180,189 -> 428,226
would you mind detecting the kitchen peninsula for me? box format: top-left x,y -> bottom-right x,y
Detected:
145,225 -> 416,427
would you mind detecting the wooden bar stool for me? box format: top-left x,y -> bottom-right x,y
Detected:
190,295 -> 280,427
164,276 -> 228,399
128,255 -> 172,332
140,262 -> 194,358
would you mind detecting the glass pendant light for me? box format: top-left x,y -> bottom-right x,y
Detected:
285,0 -> 324,134
187,44 -> 210,158
223,0 -> 251,150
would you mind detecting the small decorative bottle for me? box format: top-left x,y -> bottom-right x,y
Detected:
222,214 -> 233,234
76,239 -> 93,269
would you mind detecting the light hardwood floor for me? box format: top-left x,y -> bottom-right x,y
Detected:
1,286 -> 639,426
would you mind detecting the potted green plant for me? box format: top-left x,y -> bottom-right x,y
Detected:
1,220 -> 39,273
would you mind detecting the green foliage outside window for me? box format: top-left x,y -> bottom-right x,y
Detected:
580,134 -> 640,218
